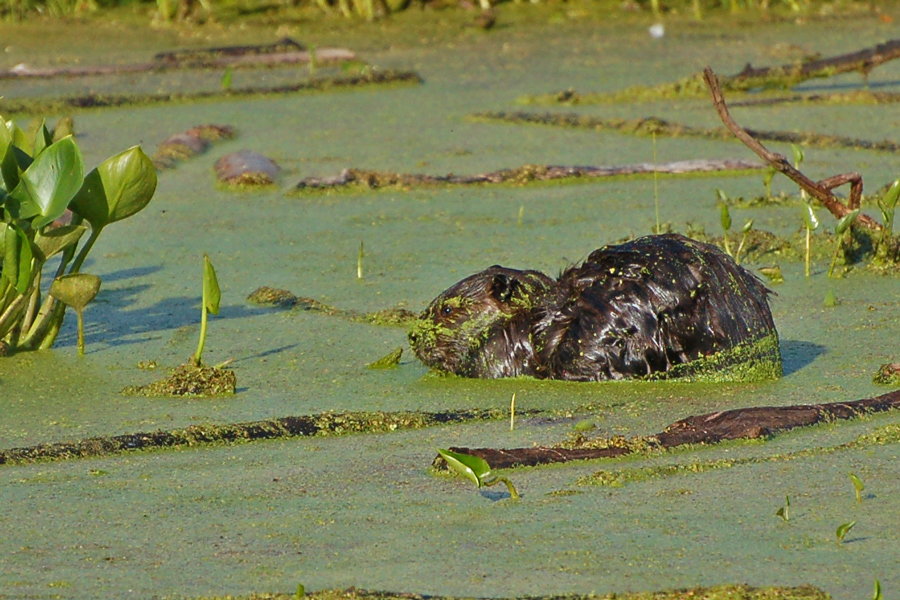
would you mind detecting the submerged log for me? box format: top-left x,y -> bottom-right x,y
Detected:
294,159 -> 763,191
442,389 -> 900,470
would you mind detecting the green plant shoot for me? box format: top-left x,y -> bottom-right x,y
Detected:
835,520 -> 855,543
296,583 -> 305,599
357,241 -> 364,279
776,495 -> 790,521
221,65 -> 233,91
437,448 -> 519,500
517,204 -> 524,227
194,253 -> 221,367
734,219 -> 753,265
873,580 -> 882,600
828,209 -> 859,278
717,195 -> 732,256
763,167 -> 776,199
849,473 -> 864,503
802,203 -> 819,277
510,392 -> 516,431
48,273 -> 101,356
791,144 -> 804,168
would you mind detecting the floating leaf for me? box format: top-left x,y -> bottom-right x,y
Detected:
33,224 -> 86,262
2,223 -> 33,294
835,209 -> 859,235
49,273 -> 101,311
69,145 -> 156,230
437,448 -> 491,488
802,203 -> 819,231
203,253 -> 221,315
835,520 -> 856,542
7,136 -> 84,229
367,347 -> 402,369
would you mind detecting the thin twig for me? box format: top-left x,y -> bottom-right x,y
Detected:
702,66 -> 881,231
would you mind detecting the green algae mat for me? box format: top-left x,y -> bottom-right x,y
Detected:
3,10 -> 900,600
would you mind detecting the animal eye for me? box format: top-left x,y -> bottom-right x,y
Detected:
441,305 -> 453,316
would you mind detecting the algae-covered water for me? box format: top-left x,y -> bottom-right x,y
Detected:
2,8 -> 900,600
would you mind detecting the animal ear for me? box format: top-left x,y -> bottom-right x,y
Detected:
489,273 -> 518,304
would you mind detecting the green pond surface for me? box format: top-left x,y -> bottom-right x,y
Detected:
2,10 -> 900,600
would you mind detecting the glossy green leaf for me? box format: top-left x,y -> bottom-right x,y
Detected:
740,219 -> 754,233
2,223 -> 33,295
7,120 -> 28,152
437,448 -> 491,488
0,117 -> 10,160
203,253 -> 221,315
835,209 -> 859,235
7,136 -> 84,230
0,145 -> 22,193
32,121 -> 52,157
69,145 -> 156,229
802,203 -> 819,231
882,180 -> 900,210
719,203 -> 732,231
791,143 -> 804,166
34,224 -> 86,262
835,520 -> 855,542
49,273 -> 101,311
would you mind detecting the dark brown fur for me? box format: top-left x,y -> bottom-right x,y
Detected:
408,234 -> 781,381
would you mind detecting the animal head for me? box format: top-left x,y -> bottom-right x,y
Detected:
408,266 -> 553,377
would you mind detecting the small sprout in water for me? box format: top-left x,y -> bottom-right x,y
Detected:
734,219 -> 753,265
802,203 -> 819,277
791,143 -> 805,168
828,209 -> 859,278
221,65 -> 233,91
776,495 -> 790,521
437,448 -> 519,500
835,520 -> 855,543
49,273 -> 101,356
716,195 -> 732,256
296,583 -> 305,599
758,265 -> 784,284
762,167 -> 776,198
367,347 -> 402,369
873,580 -> 882,600
517,204 -> 524,227
824,290 -> 838,308
357,241 -> 364,279
510,392 -> 516,431
849,473 -> 865,503
193,253 -> 221,367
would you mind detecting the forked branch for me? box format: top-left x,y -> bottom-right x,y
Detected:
703,66 -> 881,231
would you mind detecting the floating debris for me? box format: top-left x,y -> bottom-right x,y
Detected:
214,150 -> 280,187
122,362 -> 237,397
874,362 -> 900,386
246,286 -> 415,325
153,124 -> 235,170
294,159 -> 763,192
367,347 -> 403,369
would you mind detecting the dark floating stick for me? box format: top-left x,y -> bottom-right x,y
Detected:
0,70 -> 422,117
0,38 -> 354,79
476,111 -> 900,155
703,66 -> 881,231
442,389 -> 900,470
294,159 -> 763,191
0,408 -> 531,467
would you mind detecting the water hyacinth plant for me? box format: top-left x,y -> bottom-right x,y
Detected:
0,116 -> 156,354
437,448 -> 519,499
193,253 -> 221,367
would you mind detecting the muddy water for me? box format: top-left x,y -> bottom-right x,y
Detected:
1,10 -> 900,600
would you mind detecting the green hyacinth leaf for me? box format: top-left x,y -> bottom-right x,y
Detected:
49,273 -> 101,311
802,203 -> 819,231
7,136 -> 84,230
34,224 -> 87,262
2,223 -> 33,295
834,209 -> 859,236
203,253 -> 221,315
32,121 -> 53,157
70,145 -> 157,229
437,448 -> 491,488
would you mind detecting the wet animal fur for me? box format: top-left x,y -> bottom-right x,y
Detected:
408,234 -> 781,381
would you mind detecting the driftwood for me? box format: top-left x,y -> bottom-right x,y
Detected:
443,389 -> 900,470
703,66 -> 881,231
0,37 -> 355,80
731,38 -> 900,87
294,159 -> 763,191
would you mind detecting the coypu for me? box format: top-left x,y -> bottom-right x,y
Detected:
408,234 -> 781,381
